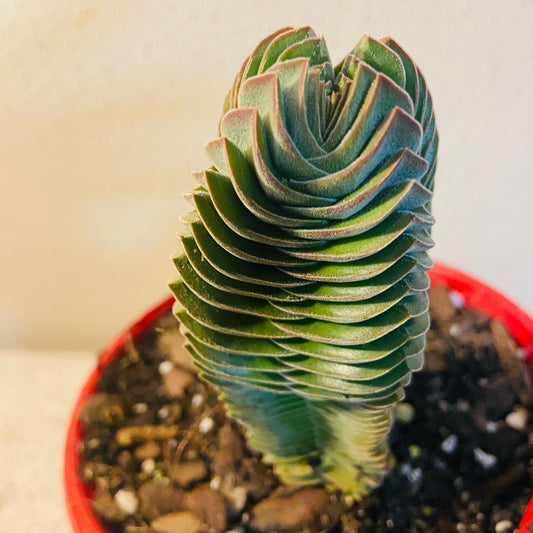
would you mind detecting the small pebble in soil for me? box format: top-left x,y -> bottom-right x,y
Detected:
400,463 -> 422,485
132,402 -> 148,414
87,437 -> 101,450
162,367 -> 194,398
410,467 -> 422,485
134,441 -> 160,460
449,290 -> 465,308
486,421 -> 499,433
117,450 -> 133,470
141,458 -> 156,475
449,323 -> 462,336
225,486 -> 248,515
473,447 -> 498,470
494,519 -> 514,533
169,460 -> 207,487
184,484 -> 227,531
137,479 -> 184,522
114,489 -> 139,515
151,511 -> 203,533
198,416 -> 214,434
79,393 -> 124,426
116,424 -> 179,446
505,407 -> 528,431
158,360 -> 174,375
249,487 -> 343,532
157,406 -> 169,419
191,393 -> 204,408
441,434 -> 459,454
209,476 -> 221,490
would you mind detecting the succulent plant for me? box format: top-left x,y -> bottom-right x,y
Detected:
170,26 -> 437,499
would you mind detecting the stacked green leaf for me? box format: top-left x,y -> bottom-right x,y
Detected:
170,26 -> 438,499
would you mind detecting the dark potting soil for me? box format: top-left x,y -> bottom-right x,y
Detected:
77,286 -> 533,533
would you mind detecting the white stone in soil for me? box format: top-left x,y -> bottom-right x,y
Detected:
505,407 -> 528,431
191,393 -> 204,408
158,360 -> 174,375
449,323 -> 461,337
87,437 -> 100,450
199,416 -> 214,434
158,406 -> 170,419
400,463 -> 422,484
494,519 -> 513,533
210,476 -> 221,490
473,447 -> 497,469
142,458 -> 156,474
114,489 -> 139,515
132,402 -> 148,414
441,434 -> 458,454
225,486 -> 248,513
448,290 -> 465,308
486,421 -> 498,433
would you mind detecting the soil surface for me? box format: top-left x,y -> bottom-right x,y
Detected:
78,286 -> 533,533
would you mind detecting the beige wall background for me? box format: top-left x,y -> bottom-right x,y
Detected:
2,0 -> 532,350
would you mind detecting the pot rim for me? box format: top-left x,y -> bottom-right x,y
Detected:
63,261 -> 533,532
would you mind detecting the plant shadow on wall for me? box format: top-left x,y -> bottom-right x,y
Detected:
71,27 -> 533,533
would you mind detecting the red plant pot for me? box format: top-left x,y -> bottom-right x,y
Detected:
64,262 -> 533,532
